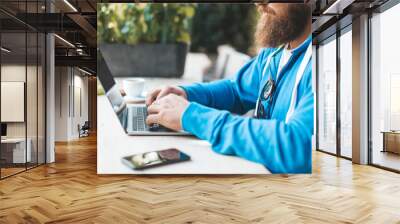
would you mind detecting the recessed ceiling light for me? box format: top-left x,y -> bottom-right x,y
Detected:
63,0 -> 78,12
78,67 -> 92,76
323,0 -> 354,15
1,47 -> 11,53
54,34 -> 75,48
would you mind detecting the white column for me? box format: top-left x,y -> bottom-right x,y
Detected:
46,33 -> 55,163
46,1 -> 55,163
352,14 -> 369,164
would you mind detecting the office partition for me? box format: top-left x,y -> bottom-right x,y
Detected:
0,29 -> 28,177
0,1 -> 47,179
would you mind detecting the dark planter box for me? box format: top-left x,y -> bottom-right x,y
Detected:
99,43 -> 188,78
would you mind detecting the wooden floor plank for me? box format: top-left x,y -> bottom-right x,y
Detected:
0,134 -> 400,223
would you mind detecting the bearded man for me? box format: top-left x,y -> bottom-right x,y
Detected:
145,3 -> 313,173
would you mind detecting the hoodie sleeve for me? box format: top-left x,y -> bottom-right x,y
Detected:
181,68 -> 314,174
181,49 -> 272,115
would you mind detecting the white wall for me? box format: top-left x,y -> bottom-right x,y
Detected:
55,66 -> 69,141
1,64 -> 46,164
1,65 -> 41,138
72,73 -> 89,138
54,67 -> 89,141
1,65 -> 26,138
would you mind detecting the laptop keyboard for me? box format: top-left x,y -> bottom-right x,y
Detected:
128,106 -> 148,131
127,106 -> 171,133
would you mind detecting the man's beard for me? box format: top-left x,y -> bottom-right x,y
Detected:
255,4 -> 311,48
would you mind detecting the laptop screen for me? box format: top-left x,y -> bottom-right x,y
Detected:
97,53 -> 116,93
97,49 -> 129,133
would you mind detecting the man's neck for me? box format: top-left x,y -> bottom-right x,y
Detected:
287,25 -> 311,50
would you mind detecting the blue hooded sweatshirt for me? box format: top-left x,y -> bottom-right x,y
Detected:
181,36 -> 314,174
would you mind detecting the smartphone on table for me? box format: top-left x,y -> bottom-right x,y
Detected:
121,148 -> 191,170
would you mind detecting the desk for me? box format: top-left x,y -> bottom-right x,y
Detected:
381,131 -> 400,154
98,54 -> 268,174
1,138 -> 31,164
98,95 -> 269,174
98,54 -> 269,174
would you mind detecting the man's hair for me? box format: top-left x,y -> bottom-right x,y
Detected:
255,3 -> 311,48
287,3 -> 312,40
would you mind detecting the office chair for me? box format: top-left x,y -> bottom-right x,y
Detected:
79,121 -> 90,138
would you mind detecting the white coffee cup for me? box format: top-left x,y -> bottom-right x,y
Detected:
123,78 -> 145,98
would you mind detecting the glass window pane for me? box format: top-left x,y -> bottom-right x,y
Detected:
318,37 -> 337,154
340,29 -> 352,158
38,32 -> 45,165
27,0 -> 40,169
371,3 -> 400,171
1,30 -> 28,177
1,0 -> 46,179
27,31 -> 38,169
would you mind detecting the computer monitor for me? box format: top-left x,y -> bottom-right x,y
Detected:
1,123 -> 7,137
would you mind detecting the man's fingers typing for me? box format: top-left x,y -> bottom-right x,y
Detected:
147,104 -> 163,114
156,87 -> 172,100
146,89 -> 161,106
146,114 -> 161,125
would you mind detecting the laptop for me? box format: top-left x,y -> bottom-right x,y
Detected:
97,50 -> 192,136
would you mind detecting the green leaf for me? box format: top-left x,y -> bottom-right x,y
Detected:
98,3 -> 196,44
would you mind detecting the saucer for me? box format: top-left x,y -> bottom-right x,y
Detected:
124,95 -> 145,104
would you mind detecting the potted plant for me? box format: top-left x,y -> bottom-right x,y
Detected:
190,4 -> 257,55
97,3 -> 196,78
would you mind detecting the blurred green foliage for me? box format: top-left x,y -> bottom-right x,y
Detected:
97,3 -> 196,45
97,80 -> 105,96
190,4 -> 258,54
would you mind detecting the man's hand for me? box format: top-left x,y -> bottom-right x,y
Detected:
146,94 -> 190,131
145,86 -> 187,106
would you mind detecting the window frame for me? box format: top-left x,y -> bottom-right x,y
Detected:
367,0 -> 400,173
315,23 -> 352,160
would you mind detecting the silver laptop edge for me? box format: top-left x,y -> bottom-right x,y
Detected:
98,48 -> 193,136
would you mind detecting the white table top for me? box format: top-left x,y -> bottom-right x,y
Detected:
97,95 -> 269,174
1,138 -> 27,144
97,53 -> 269,174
